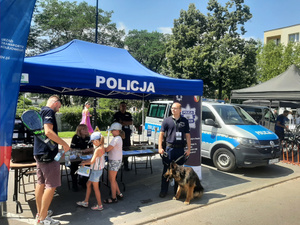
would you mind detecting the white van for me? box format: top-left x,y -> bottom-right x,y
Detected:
145,101 -> 281,172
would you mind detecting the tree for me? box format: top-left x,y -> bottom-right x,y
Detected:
27,0 -> 125,55
164,1 -> 258,99
124,30 -> 169,73
257,41 -> 300,82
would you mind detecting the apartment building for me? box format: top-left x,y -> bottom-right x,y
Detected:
264,24 -> 300,45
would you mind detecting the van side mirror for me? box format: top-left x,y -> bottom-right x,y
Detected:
204,119 -> 219,127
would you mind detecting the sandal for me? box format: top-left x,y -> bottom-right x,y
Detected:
103,198 -> 118,204
117,193 -> 124,200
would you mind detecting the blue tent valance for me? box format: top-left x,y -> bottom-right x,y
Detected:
21,39 -> 203,100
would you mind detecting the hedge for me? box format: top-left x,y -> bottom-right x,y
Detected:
58,106 -> 115,131
15,104 -> 146,132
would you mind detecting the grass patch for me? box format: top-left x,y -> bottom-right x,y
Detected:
58,131 -> 75,138
58,131 -> 109,138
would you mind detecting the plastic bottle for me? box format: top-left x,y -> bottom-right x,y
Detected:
65,151 -> 71,167
54,150 -> 64,161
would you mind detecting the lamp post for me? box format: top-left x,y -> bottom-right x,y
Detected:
95,0 -> 99,44
92,0 -> 99,129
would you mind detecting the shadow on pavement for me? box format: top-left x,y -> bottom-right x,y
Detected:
3,155 -> 300,225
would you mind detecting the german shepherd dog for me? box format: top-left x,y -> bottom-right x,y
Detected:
164,161 -> 204,205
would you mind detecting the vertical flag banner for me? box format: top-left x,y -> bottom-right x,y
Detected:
0,0 -> 36,202
174,95 -> 202,179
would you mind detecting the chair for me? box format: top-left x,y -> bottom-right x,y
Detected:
60,164 -> 72,190
19,167 -> 36,202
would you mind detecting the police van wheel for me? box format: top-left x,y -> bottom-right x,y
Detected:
213,148 -> 236,172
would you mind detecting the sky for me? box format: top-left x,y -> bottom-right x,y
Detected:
75,0 -> 300,41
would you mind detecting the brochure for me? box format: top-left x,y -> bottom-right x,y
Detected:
77,166 -> 91,177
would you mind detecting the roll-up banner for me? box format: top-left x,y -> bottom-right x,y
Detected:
174,95 -> 202,179
0,0 -> 36,202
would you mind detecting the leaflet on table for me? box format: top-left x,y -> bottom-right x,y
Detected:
80,155 -> 92,160
77,166 -> 91,177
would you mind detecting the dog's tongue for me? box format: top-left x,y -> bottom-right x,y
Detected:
166,177 -> 169,182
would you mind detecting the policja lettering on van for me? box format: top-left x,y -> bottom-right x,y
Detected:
96,76 -> 155,93
255,131 -> 273,135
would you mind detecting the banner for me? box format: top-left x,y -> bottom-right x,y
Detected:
0,0 -> 36,202
174,95 -> 202,179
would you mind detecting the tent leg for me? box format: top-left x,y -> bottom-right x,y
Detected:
92,98 -> 97,129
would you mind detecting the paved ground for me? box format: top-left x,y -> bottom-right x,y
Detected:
1,137 -> 300,225
148,177 -> 300,225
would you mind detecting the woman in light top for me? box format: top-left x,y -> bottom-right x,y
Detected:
80,101 -> 93,135
104,122 -> 125,204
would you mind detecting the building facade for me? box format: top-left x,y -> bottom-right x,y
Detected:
264,24 -> 300,45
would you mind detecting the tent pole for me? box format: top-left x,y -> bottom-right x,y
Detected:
92,98 -> 97,129
142,95 -> 145,141
92,0 -> 99,130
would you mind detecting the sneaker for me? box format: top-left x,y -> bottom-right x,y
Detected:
36,210 -> 54,222
91,204 -> 104,211
76,201 -> 88,208
37,216 -> 60,225
47,210 -> 53,217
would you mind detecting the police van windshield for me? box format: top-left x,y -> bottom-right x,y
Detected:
213,105 -> 257,125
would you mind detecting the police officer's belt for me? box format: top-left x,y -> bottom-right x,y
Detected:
166,143 -> 185,148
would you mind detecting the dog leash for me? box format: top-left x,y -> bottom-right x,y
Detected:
160,152 -> 189,166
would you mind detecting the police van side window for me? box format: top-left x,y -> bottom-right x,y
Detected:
240,107 -> 262,123
202,106 -> 215,122
147,104 -> 166,118
264,108 -> 275,122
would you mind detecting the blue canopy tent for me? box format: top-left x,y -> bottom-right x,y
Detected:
21,39 -> 203,99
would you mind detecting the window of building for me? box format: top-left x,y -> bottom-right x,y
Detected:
289,33 -> 299,42
274,38 -> 280,45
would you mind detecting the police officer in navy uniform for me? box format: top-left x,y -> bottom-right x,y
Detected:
113,102 -> 133,171
158,102 -> 191,198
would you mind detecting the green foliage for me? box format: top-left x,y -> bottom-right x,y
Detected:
257,41 -> 300,82
124,30 -> 169,73
27,0 -> 125,55
164,1 -> 258,99
95,108 -> 115,130
58,105 -> 114,131
16,95 -> 40,118
58,106 -> 82,131
98,98 -> 119,110
132,109 -> 147,128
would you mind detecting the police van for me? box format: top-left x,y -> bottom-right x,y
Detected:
145,100 -> 280,172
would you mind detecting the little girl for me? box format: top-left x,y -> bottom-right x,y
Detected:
103,122 -> 125,204
76,132 -> 105,210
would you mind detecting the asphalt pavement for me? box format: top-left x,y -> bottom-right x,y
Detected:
1,140 -> 300,225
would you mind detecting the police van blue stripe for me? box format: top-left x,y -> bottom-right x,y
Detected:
236,125 -> 278,141
202,132 -> 240,147
145,123 -> 161,132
